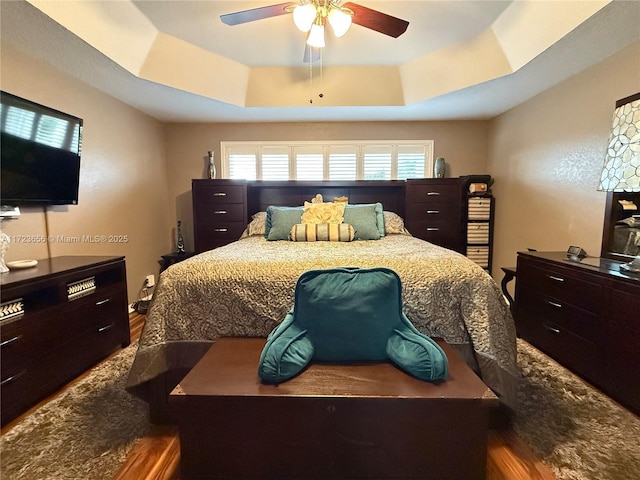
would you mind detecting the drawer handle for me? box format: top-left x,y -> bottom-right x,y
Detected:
212,192 -> 227,197
213,210 -> 228,215
426,227 -> 440,231
95,298 -> 110,306
1,334 -> 23,348
214,228 -> 228,232
426,210 -> 440,214
98,322 -> 115,333
545,299 -> 562,309
426,192 -> 440,196
1,369 -> 27,386
543,324 -> 561,335
547,274 -> 564,283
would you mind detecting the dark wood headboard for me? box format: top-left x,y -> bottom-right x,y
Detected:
192,179 -> 409,252
246,180 -> 406,219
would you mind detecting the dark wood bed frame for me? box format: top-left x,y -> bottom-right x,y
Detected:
157,179 -> 483,424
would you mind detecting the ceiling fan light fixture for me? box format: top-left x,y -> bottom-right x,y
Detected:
293,3 -> 317,32
327,7 -> 352,37
307,21 -> 325,48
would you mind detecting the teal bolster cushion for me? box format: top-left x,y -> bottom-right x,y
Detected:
258,267 -> 448,383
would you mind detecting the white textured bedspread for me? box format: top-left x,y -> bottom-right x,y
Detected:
126,235 -> 517,406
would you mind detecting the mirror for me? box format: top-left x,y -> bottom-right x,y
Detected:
601,191 -> 640,261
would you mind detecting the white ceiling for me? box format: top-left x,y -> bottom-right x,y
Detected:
133,1 -> 511,67
1,0 -> 639,123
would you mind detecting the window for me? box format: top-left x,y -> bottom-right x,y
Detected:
363,145 -> 392,180
261,146 -> 289,180
221,140 -> 433,180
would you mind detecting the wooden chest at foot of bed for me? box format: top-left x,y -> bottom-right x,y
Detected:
170,337 -> 498,480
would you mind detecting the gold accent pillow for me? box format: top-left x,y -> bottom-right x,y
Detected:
301,201 -> 345,225
289,223 -> 355,242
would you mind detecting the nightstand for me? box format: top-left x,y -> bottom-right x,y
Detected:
160,251 -> 196,272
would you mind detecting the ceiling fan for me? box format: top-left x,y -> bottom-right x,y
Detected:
220,1 -> 409,61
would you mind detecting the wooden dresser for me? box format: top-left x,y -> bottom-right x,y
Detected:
404,178 -> 464,253
514,251 -> 640,414
192,180 -> 247,253
0,256 -> 130,425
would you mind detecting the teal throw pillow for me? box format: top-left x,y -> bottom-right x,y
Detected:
265,206 -> 304,241
342,203 -> 384,240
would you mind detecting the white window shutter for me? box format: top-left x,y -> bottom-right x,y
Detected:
363,145 -> 392,180
294,146 -> 324,180
328,145 -> 357,180
261,146 -> 290,180
227,146 -> 257,180
397,144 -> 427,180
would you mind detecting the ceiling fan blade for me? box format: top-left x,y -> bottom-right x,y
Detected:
342,2 -> 409,38
221,2 -> 296,26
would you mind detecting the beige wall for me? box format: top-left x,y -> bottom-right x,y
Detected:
164,120 -> 490,250
488,40 -> 640,289
1,42 -> 172,303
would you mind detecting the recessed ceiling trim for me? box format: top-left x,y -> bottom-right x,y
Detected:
28,0 -> 157,75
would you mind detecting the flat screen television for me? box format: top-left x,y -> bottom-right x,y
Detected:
1,91 -> 83,206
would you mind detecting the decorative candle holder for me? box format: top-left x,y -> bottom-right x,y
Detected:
176,220 -> 185,254
208,151 -> 216,179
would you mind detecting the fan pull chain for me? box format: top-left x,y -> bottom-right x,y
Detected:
318,48 -> 324,101
309,49 -> 324,104
309,48 -> 324,104
309,52 -> 314,104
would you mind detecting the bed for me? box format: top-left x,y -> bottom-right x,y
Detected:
126,181 -> 518,420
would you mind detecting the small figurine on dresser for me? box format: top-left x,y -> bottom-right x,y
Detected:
176,220 -> 185,254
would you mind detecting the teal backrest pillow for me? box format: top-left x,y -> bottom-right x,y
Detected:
258,267 -> 448,383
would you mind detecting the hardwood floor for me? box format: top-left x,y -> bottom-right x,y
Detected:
2,312 -> 557,480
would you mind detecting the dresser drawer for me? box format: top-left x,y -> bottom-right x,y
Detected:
1,321 -> 29,377
406,183 -> 460,204
194,222 -> 246,243
516,294 -> 603,383
516,286 -> 604,344
193,184 -> 245,205
518,312 -> 603,384
0,362 -> 30,422
517,262 -> 603,313
195,203 -> 245,223
405,202 -> 459,221
406,220 -> 460,239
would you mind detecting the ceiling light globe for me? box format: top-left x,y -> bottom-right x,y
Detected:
328,8 -> 352,37
293,4 -> 316,32
307,23 -> 326,48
